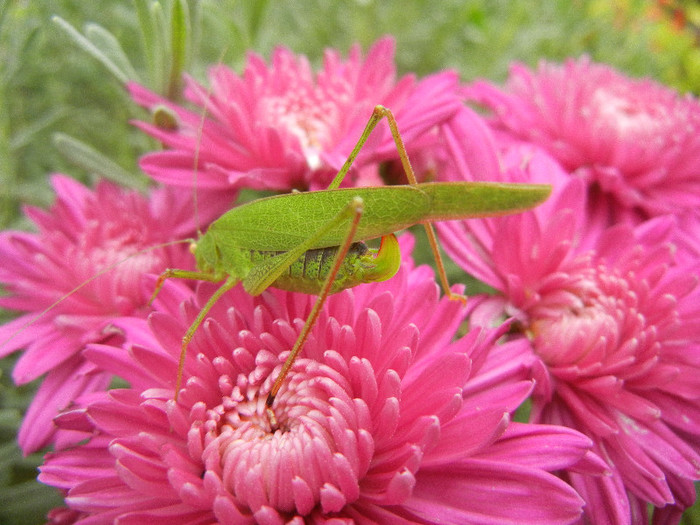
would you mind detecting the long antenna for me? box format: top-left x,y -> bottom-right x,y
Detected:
191,47 -> 230,236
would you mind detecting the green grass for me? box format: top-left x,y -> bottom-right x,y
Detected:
0,1 -> 698,523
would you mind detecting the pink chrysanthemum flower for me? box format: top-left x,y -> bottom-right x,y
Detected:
436,128 -> 700,523
129,36 -> 461,194
676,209 -> 700,265
465,56 -> 700,222
39,241 -> 599,524
0,175 -> 206,453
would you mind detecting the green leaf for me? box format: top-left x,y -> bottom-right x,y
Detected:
52,16 -> 131,84
134,0 -> 165,89
0,441 -> 18,485
8,109 -> 64,152
53,133 -> 149,191
0,479 -> 63,524
152,3 -> 169,93
0,409 -> 21,435
85,22 -> 141,83
167,0 -> 191,100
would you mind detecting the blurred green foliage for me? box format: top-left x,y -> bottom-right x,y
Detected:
0,1 -> 698,523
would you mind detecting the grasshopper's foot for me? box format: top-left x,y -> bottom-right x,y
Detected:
149,269 -> 175,306
266,394 -> 281,432
447,291 -> 468,305
266,406 -> 279,433
265,393 -> 279,432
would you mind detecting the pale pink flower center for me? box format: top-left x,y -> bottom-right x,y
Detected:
68,216 -> 167,313
195,354 -> 373,515
529,263 -> 653,374
258,90 -> 345,170
588,87 -> 669,142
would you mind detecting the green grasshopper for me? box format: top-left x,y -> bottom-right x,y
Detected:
151,105 -> 551,414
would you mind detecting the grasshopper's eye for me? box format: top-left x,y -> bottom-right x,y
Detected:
189,241 -> 197,255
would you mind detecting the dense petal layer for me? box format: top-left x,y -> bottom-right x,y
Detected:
465,57 -> 700,221
0,176 -> 200,453
40,245 -> 593,522
130,37 -> 462,193
436,122 -> 700,522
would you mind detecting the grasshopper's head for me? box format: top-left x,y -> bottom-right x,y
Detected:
191,232 -> 218,274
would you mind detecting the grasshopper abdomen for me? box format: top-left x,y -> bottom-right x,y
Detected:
250,234 -> 400,295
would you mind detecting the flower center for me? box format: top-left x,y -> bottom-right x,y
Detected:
588,86 -> 669,142
69,214 -> 168,314
529,263 -> 652,374
196,352 -> 374,516
258,90 -> 343,170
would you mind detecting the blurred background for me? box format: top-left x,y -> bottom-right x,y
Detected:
0,1 -> 698,522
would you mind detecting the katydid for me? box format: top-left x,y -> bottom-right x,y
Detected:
151,105 -> 551,414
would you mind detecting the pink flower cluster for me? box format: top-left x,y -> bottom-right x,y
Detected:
0,39 -> 698,524
464,57 -> 700,223
437,59 -> 700,523
130,37 -> 462,194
